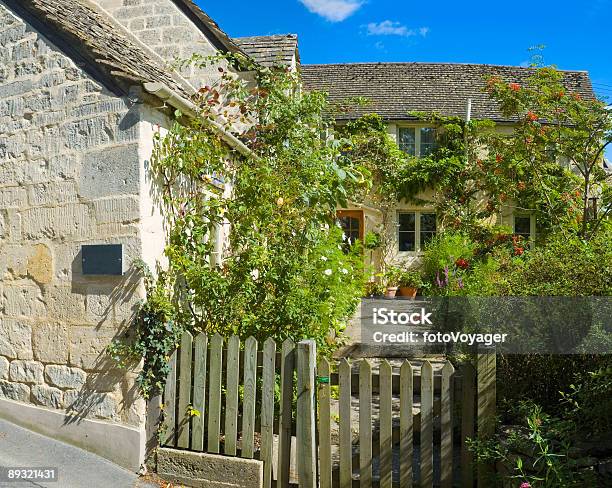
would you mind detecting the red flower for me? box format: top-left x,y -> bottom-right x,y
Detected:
572,93 -> 582,101
455,258 -> 469,269
496,154 -> 503,162
509,82 -> 521,92
556,90 -> 565,98
526,111 -> 538,122
514,247 -> 524,256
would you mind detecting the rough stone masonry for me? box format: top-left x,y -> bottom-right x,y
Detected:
0,0 -> 231,470
0,1 -> 147,428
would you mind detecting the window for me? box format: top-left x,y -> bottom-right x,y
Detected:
398,211 -> 436,252
513,215 -> 533,241
398,127 -> 437,157
337,210 -> 364,247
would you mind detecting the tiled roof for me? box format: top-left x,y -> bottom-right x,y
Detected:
8,0 -> 194,98
300,62 -> 595,122
234,34 -> 299,68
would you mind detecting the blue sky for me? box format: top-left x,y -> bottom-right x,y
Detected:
199,0 -> 612,101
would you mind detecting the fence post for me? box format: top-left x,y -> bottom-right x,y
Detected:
297,340 -> 317,488
477,349 -> 496,487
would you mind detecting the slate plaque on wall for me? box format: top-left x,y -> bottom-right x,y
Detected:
82,244 -> 123,276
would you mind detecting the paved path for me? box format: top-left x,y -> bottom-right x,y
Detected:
0,419 -> 156,488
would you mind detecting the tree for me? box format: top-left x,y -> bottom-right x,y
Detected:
485,67 -> 612,239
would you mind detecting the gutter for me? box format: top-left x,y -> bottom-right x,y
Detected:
142,82 -> 253,158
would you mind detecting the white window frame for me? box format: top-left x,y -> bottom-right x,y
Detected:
397,125 -> 437,157
397,210 -> 437,254
512,213 -> 536,243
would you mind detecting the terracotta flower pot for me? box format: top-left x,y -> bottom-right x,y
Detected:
385,286 -> 398,298
398,286 -> 418,299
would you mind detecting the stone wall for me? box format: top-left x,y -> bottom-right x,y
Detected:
0,2 -> 149,429
91,0 -> 224,88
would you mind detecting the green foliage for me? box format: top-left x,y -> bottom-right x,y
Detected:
397,269 -> 423,288
485,67 -> 612,238
468,401 -> 600,488
500,228 -> 612,296
363,230 -> 381,250
382,265 -> 403,287
107,261 -> 181,398
559,365 -> 612,436
149,55 -> 370,352
498,355 -> 612,424
394,67 -> 612,240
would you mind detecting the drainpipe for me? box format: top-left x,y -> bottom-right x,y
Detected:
142,82 -> 253,158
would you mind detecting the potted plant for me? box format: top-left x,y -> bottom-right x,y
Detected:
398,269 -> 423,299
383,266 -> 402,298
364,280 -> 385,298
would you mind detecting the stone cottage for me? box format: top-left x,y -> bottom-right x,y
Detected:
302,63 -> 595,269
0,0 -> 297,471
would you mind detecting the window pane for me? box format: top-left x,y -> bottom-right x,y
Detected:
399,212 -> 416,231
420,213 -> 436,232
398,128 -> 416,156
399,232 -> 415,251
420,127 -> 437,156
339,216 -> 360,245
420,213 -> 436,251
398,212 -> 415,251
514,216 -> 531,238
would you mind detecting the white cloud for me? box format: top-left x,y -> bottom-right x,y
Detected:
299,0 -> 363,22
366,20 -> 429,37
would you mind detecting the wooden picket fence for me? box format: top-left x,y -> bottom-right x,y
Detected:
159,332 -> 495,488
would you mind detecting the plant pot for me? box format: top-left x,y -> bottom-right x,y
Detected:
398,286 -> 418,299
385,286 -> 398,298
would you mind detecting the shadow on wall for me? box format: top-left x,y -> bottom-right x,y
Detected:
63,259 -> 143,426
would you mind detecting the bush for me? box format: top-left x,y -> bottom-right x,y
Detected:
499,229 -> 612,296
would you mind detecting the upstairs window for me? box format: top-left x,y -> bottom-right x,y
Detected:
398,127 -> 437,157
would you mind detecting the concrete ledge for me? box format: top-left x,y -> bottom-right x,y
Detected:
157,448 -> 263,488
0,397 -> 145,472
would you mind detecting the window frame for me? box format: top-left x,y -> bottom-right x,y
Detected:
397,209 -> 437,254
397,125 -> 437,157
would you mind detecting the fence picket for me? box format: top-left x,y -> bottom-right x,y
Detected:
318,357 -> 332,488
242,336 -> 258,459
177,331 -> 193,449
261,338 -> 276,488
359,359 -> 373,487
380,360 -> 393,488
207,333 -> 223,454
191,333 -> 208,451
162,348 -> 177,447
339,358 -> 352,488
225,335 -> 240,456
477,352 -> 496,486
296,340 -> 317,488
278,339 -> 295,487
400,361 -> 414,488
461,363 -> 476,488
420,361 -> 434,488
440,362 -> 455,488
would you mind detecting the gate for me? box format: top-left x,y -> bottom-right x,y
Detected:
157,332 -> 495,487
